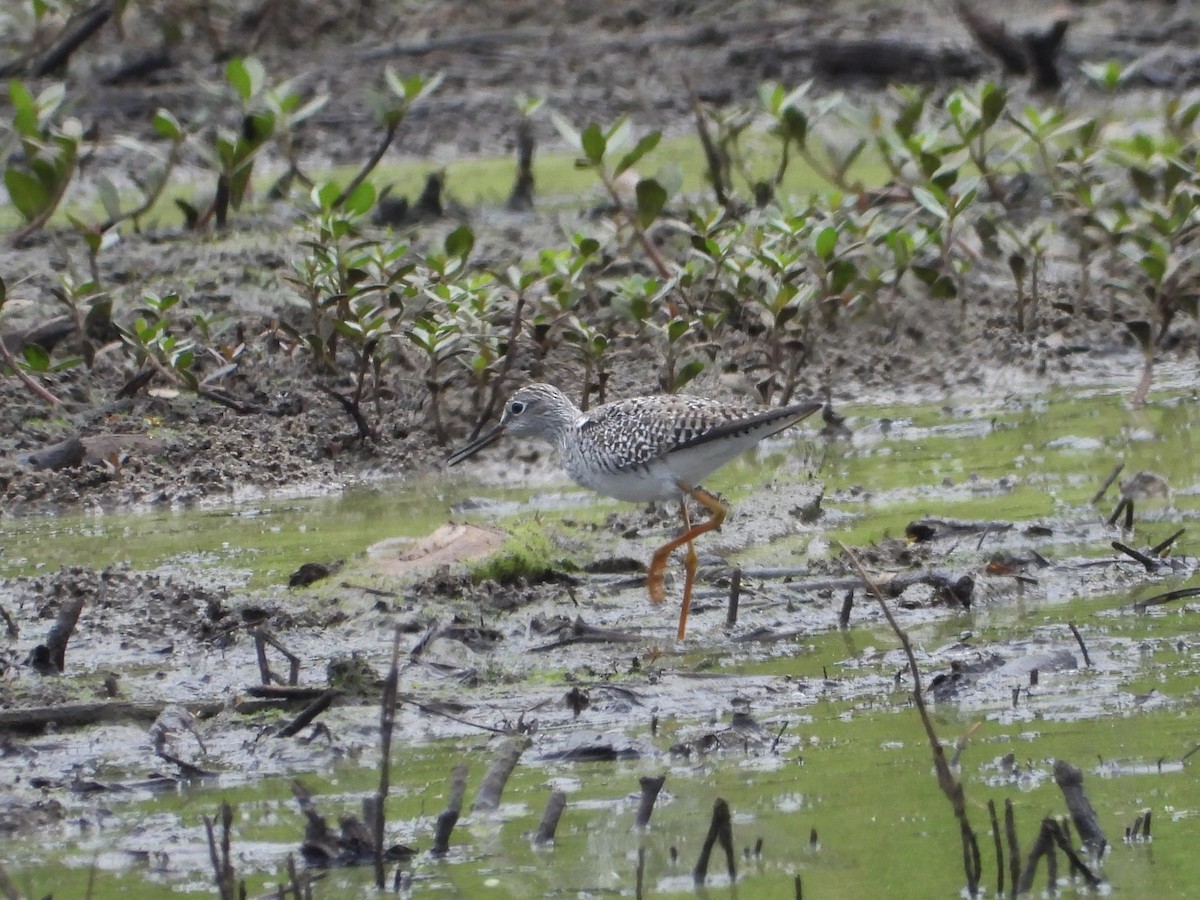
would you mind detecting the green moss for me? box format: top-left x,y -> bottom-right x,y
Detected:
467,521 -> 563,584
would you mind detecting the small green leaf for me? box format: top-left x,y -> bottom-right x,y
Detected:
634,178 -> 667,229
674,359 -> 705,390
4,167 -> 49,221
614,131 -> 661,177
22,344 -> 50,372
152,108 -> 183,141
911,185 -> 948,220
781,107 -> 807,145
343,180 -> 377,216
980,83 -> 1007,129
226,57 -> 265,103
814,225 -> 838,261
580,123 -> 606,165
444,224 -> 475,260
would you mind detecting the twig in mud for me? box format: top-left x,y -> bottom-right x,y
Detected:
471,735 -> 532,813
693,797 -> 736,885
533,789 -> 567,844
1112,540 -> 1158,572
1090,463 -> 1125,505
1067,622 -> 1092,667
1107,497 -> 1134,529
1132,586 -> 1200,612
726,568 -> 742,627
431,764 -> 468,856
339,581 -> 399,599
373,627 -> 403,889
770,722 -> 788,754
412,699 -> 510,734
0,602 -> 18,638
635,774 -> 667,828
1005,798 -> 1020,898
0,858 -> 21,900
204,801 -> 238,900
839,542 -> 982,895
530,616 -> 641,651
276,688 -> 341,738
251,628 -> 301,686
987,800 -> 1004,898
25,595 -> 85,674
683,73 -> 730,207
1053,759 -> 1107,856
839,589 -> 853,628
1149,528 -> 1185,557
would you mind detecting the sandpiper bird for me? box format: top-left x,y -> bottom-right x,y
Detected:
447,384 -> 824,638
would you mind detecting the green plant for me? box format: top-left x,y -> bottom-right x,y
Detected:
3,80 -> 80,243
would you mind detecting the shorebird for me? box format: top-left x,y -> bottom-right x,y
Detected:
447,383 -> 823,638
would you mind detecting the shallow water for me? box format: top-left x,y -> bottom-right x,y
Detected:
3,382 -> 1199,898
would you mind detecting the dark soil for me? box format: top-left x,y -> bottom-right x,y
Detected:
0,0 -> 1196,516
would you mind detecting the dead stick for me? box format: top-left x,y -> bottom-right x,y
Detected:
839,589 -> 853,628
1005,799 -> 1019,900
0,602 -> 16,638
533,789 -> 567,844
27,595 -> 85,674
840,542 -> 982,894
374,627 -> 402,889
1112,541 -> 1157,572
635,774 -> 667,828
692,797 -> 736,885
1149,528 -> 1184,557
275,688 -> 340,738
0,859 -> 21,900
987,799 -> 1004,898
1090,463 -> 1125,504
431,764 -> 468,856
726,568 -> 742,627
1133,586 -> 1200,612
1053,759 -> 1107,854
1016,818 -> 1055,894
1048,818 -> 1102,887
472,735 -> 532,813
1067,622 -> 1092,667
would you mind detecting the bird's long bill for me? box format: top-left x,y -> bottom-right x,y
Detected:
446,424 -> 506,467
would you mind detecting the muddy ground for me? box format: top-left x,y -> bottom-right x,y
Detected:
1,0 -> 1198,514
0,1 -> 1198,891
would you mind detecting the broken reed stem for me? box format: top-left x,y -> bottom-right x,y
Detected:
635,774 -> 667,828
204,801 -> 237,900
692,797 -> 736,885
1067,622 -> 1092,667
431,763 -> 469,856
1133,585 -> 1200,612
374,626 -> 403,889
839,542 -> 981,895
534,789 -> 567,844
471,735 -> 532,813
275,688 -> 340,738
839,588 -> 853,628
635,845 -> 646,900
1149,528 -> 1184,557
726,568 -> 742,627
1005,799 -> 1019,900
0,858 -> 21,900
1052,759 -> 1107,855
1090,462 -> 1125,505
987,800 -> 1004,898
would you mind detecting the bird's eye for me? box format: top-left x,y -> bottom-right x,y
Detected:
509,400 -> 526,415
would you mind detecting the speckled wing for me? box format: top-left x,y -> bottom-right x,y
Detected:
578,395 -> 820,472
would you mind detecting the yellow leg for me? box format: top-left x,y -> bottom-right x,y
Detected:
645,482 -> 728,639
